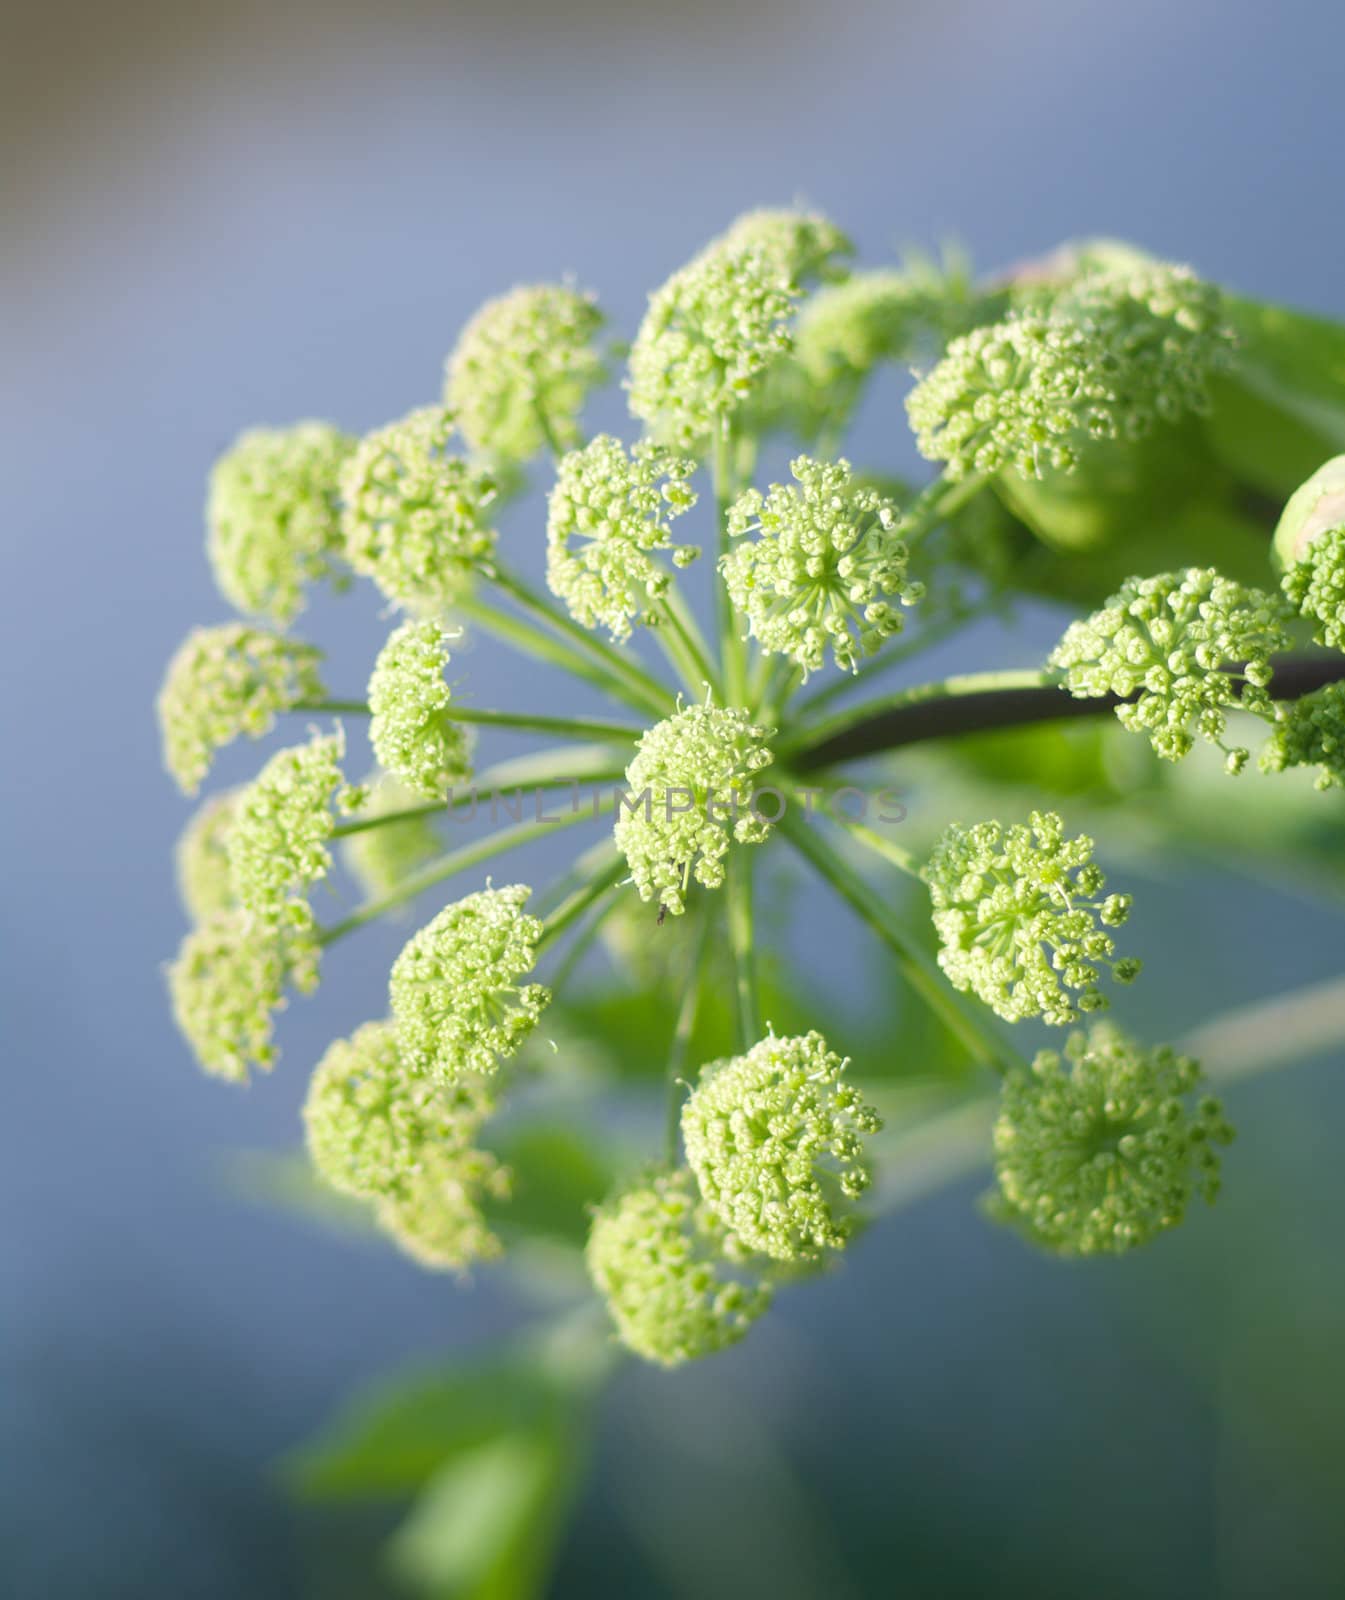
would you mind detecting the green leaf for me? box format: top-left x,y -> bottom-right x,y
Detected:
482,1125 -> 616,1247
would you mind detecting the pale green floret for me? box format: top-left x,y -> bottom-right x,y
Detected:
627,241 -> 798,451
615,704 -> 775,917
444,283 -> 606,465
991,1023 -> 1233,1256
167,911 -> 318,1082
342,778 -> 443,901
304,1019 -> 506,1271
157,623 -> 326,794
924,811 -> 1140,1027
228,731 -> 349,937
390,884 -> 550,1080
681,1031 -> 881,1262
175,788 -> 242,922
722,456 -> 923,678
1281,527 -> 1345,653
907,263 -> 1233,480
341,406 -> 497,611
794,269 -> 946,387
206,422 -> 353,624
1048,568 -> 1292,772
586,1169 -> 772,1367
708,207 -> 852,284
1259,681 -> 1345,790
367,619 -> 473,799
546,435 -> 700,640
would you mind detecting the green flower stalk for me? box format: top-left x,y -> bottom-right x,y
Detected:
615,703 -> 775,917
546,435 -> 700,640
722,456 -> 923,678
444,283 -> 606,465
586,1169 -> 772,1367
168,912 -> 317,1082
206,422 -> 353,624
1259,681 -> 1345,790
390,885 -> 551,1079
340,405 -> 497,611
681,1030 -> 881,1261
175,788 -> 242,923
157,623 -> 326,794
341,778 -> 444,900
907,262 -> 1234,480
228,730 -> 350,937
1047,568 -> 1293,772
1273,457 -> 1345,651
367,619 -> 474,799
304,1020 -> 507,1271
991,1023 -> 1233,1256
925,811 -> 1140,1026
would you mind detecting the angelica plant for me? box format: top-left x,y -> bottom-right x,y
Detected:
159,207 -> 1345,1420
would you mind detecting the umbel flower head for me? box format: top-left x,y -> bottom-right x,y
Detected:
157,623 -> 326,794
925,811 -> 1140,1026
723,456 -> 924,678
342,777 -> 444,901
681,1030 -> 882,1261
586,1169 -> 772,1368
627,239 -> 798,452
175,788 -> 242,923
710,207 -> 852,285
390,884 -> 551,1079
1259,681 -> 1345,791
167,911 -> 318,1082
444,283 -> 606,466
304,1020 -> 506,1271
228,730 -> 349,936
907,262 -> 1234,480
367,619 -> 473,799
341,405 -> 497,611
1273,457 -> 1345,652
1047,567 -> 1292,773
991,1023 -> 1234,1256
206,422 -> 353,624
546,434 -> 700,640
615,702 -> 775,917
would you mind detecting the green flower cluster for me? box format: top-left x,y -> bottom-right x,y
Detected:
681,1030 -> 881,1260
723,456 -> 923,677
175,788 -> 241,923
1272,455 -> 1345,650
907,262 -> 1233,480
925,811 -> 1140,1026
207,422 -> 353,624
367,620 -> 473,799
390,885 -> 550,1079
546,435 -> 700,640
615,703 -> 775,916
341,778 -> 444,900
1260,681 -> 1345,790
1048,568 -> 1292,772
304,1020 -> 507,1271
585,1170 -> 771,1367
341,405 -> 497,611
711,208 -> 852,285
992,1023 -> 1233,1256
444,283 -> 606,465
157,624 -> 326,794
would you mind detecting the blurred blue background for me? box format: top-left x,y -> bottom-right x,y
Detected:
5,1 -> 1345,1594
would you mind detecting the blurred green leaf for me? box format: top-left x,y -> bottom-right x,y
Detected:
482,1126 -> 615,1247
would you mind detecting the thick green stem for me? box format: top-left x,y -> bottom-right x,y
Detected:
713,418 -> 749,709
899,470 -> 990,548
778,810 -> 1025,1075
538,849 -> 627,952
657,589 -> 722,699
296,699 -> 371,716
726,849 -> 759,1050
448,707 -> 642,741
665,909 -> 714,1164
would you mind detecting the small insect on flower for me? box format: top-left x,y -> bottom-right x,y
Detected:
681,1031 -> 882,1262
390,884 -> 551,1080
586,1169 -> 772,1367
990,1022 -> 1234,1256
367,619 -> 473,800
1274,456 -> 1345,653
924,810 -> 1140,1026
206,422 -> 354,625
157,623 -> 326,794
341,405 -> 497,612
614,703 -> 775,917
444,283 -> 607,466
723,456 -> 924,678
546,435 -> 700,641
1047,567 -> 1292,773
1260,680 -> 1345,791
